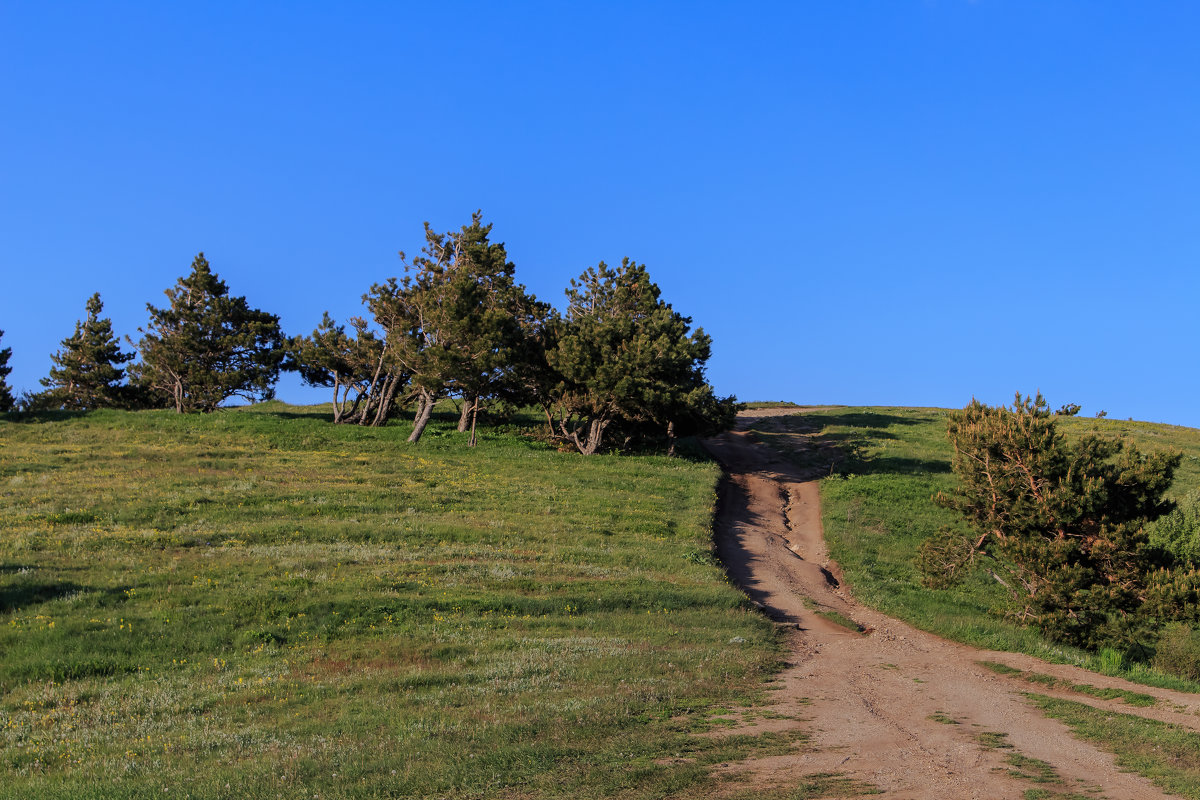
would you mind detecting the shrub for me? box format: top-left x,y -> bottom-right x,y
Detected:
1153,624 -> 1200,681
921,392 -> 1182,650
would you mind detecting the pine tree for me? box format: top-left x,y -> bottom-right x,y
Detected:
920,393 -> 1182,649
0,329 -> 13,412
366,212 -> 537,443
288,313 -> 393,424
42,293 -> 134,410
136,253 -> 284,412
548,258 -> 736,455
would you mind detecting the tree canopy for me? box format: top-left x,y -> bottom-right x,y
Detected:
136,253 -> 284,413
548,258 -> 737,454
920,393 -> 1186,651
288,313 -> 392,425
365,212 -> 539,443
0,330 -> 13,412
14,213 -> 737,452
41,293 -> 134,410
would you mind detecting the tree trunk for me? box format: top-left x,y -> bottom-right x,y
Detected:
358,346 -> 390,425
667,419 -> 676,457
409,390 -> 436,443
371,374 -> 400,427
564,415 -> 608,455
468,403 -> 479,447
340,384 -> 366,425
356,387 -> 376,425
457,396 -> 475,433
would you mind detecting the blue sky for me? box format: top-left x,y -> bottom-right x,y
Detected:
2,2 -> 1198,425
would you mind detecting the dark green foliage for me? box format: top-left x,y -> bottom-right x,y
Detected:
365,212 -> 542,443
287,214 -> 734,454
0,329 -> 12,412
548,258 -> 737,454
40,293 -> 134,410
436,215 -> 548,445
135,254 -> 285,412
1148,491 -> 1200,567
287,312 -> 392,424
921,393 -> 1184,650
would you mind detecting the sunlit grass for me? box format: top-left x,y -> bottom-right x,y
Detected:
747,406 -> 1200,797
1028,694 -> 1200,799
747,407 -> 1200,690
0,403 -> 784,799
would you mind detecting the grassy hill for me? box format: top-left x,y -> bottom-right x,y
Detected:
745,405 -> 1200,689
0,405 -> 786,800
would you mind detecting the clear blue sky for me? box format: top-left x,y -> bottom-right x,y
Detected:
3,1 -> 1198,425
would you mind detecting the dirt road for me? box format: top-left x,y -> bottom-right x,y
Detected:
702,409 -> 1200,799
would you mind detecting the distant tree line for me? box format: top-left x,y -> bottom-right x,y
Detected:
1,212 -> 737,453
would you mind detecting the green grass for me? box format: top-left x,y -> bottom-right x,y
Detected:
746,406 -> 1200,691
977,662 -> 1158,707
0,403 -> 786,799
800,597 -> 863,634
1004,752 -> 1059,784
747,406 -> 1200,797
1028,693 -> 1200,799
973,732 -> 1100,798
719,772 -> 881,799
812,609 -> 863,633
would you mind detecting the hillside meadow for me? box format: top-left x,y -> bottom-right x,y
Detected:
746,405 -> 1200,686
0,405 -> 790,800
746,405 -> 1200,794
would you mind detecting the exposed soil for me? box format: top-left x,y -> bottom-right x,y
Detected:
702,409 -> 1200,799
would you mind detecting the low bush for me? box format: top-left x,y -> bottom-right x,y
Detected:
1154,624 -> 1200,681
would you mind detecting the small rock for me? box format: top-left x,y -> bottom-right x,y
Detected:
729,636 -> 747,644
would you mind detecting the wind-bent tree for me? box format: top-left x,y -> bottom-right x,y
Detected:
0,330 -> 13,412
136,253 -> 285,412
288,313 -> 398,424
548,258 -> 735,455
443,222 -> 545,446
920,393 -> 1183,650
41,293 -> 134,410
368,212 -> 535,444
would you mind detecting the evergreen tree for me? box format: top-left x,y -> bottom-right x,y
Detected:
548,258 -> 736,455
288,313 -> 395,424
920,393 -> 1182,650
367,212 -> 535,443
41,293 -> 134,410
0,329 -> 13,412
440,216 -> 543,446
136,253 -> 284,412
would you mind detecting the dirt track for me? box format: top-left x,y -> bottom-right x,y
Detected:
702,409 -> 1200,799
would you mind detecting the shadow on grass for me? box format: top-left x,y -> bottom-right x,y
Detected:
244,408 -> 333,422
2,409 -> 93,424
0,581 -> 86,613
746,410 -> 949,480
